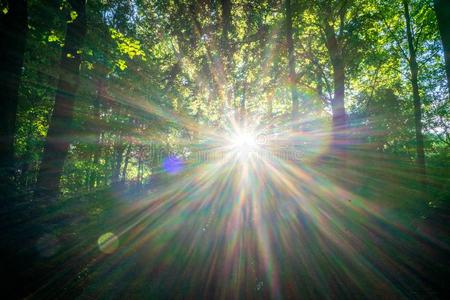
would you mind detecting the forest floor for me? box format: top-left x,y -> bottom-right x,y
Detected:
4,163 -> 450,299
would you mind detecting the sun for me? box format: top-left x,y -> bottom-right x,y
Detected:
228,129 -> 259,159
232,131 -> 257,149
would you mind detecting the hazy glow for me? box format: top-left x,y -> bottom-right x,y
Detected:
231,131 -> 257,151
223,126 -> 262,164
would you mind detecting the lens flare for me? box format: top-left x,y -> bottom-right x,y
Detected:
98,232 -> 119,254
230,130 -> 258,158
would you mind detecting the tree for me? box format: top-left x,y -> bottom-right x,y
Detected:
285,0 -> 300,127
35,0 -> 87,199
433,0 -> 450,95
0,0 -> 27,180
403,0 -> 426,179
315,0 -> 350,154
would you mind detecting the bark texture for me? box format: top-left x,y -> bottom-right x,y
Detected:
403,0 -> 426,179
36,0 -> 87,199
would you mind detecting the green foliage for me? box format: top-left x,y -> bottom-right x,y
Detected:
9,0 -> 449,203
110,27 -> 146,70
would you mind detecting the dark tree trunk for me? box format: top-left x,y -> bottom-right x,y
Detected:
403,0 -> 426,179
88,78 -> 104,189
331,57 -> 346,132
323,22 -> 347,152
19,123 -> 35,189
220,0 -> 232,76
0,4 -> 27,294
221,0 -> 231,53
35,0 -> 87,199
434,0 -> 450,95
121,144 -> 132,182
112,138 -> 125,183
0,0 -> 27,179
220,0 -> 234,110
137,145 -> 144,189
285,0 -> 299,126
240,81 -> 247,124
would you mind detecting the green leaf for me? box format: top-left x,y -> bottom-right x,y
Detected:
68,10 -> 78,23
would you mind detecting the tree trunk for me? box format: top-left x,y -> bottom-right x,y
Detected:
35,0 -> 87,199
112,139 -> 125,183
188,4 -> 223,111
434,0 -> 450,96
220,0 -> 234,110
137,145 -> 144,189
0,0 -> 27,179
331,57 -> 346,133
403,0 -> 427,180
19,123 -> 35,189
88,78 -> 104,189
121,144 -> 132,182
221,0 -> 231,53
240,81 -> 247,124
0,4 -> 29,288
323,22 -> 347,153
285,0 -> 299,127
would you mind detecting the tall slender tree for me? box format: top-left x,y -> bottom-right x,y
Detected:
36,0 -> 87,199
220,0 -> 234,112
403,0 -> 426,179
0,0 -> 27,180
286,0 -> 299,127
0,3 -> 28,296
433,0 -> 450,95
314,0 -> 349,155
